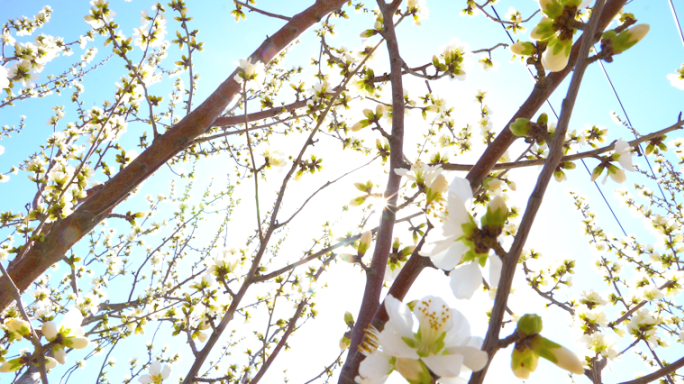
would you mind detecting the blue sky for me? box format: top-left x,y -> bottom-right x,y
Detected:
1,0 -> 684,383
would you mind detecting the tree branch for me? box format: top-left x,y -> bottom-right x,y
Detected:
469,1 -> 606,382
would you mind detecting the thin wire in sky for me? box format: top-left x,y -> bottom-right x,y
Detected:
490,5 -> 628,236
668,0 -> 684,49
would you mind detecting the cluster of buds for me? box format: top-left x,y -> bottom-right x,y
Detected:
599,24 -> 650,62
511,314 -> 584,379
509,113 -> 552,145
340,230 -> 373,264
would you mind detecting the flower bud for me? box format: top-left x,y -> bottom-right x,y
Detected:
517,313 -> 543,336
42,321 -> 58,340
537,113 -> 548,126
339,335 -> 351,350
351,120 -> 369,132
0,358 -> 22,372
426,173 -> 448,203
608,166 -> 626,184
482,195 -> 509,229
612,24 -> 650,54
358,231 -> 372,257
510,118 -> 531,137
542,38 -> 572,72
44,357 -> 57,369
360,29 -> 376,38
530,19 -> 556,41
531,336 -> 585,375
53,345 -> 67,364
344,311 -> 354,325
6,318 -> 31,338
511,347 -> 539,379
539,0 -> 563,19
554,169 -> 567,182
510,41 -> 536,56
591,165 -> 604,182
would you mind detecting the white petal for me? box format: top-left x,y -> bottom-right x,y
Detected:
377,324 -> 420,359
419,235 -> 458,257
423,354 -> 464,377
42,321 -> 58,340
618,152 -> 635,171
448,176 -> 472,203
488,256 -> 502,289
384,295 -> 414,337
394,168 -> 409,177
445,346 -> 488,372
431,241 -> 468,270
447,192 -> 471,231
53,346 -> 67,365
61,308 -> 83,329
358,352 -> 391,380
161,365 -> 171,379
138,375 -> 153,384
149,361 -> 161,375
68,336 -> 90,349
443,310 -> 471,347
449,262 -> 482,300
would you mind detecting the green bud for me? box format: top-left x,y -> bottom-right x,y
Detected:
510,41 -> 536,56
339,335 -> 351,350
590,165 -> 604,182
344,311 -> 354,325
510,118 -> 531,137
536,113 -> 548,125
563,161 -> 576,169
360,29 -> 376,38
539,0 -> 563,19
481,196 -> 509,229
602,30 -> 617,40
612,24 -> 650,54
517,313 -> 543,336
511,346 -> 539,379
357,231 -> 372,257
531,335 -> 585,375
561,0 -> 583,7
530,20 -> 556,41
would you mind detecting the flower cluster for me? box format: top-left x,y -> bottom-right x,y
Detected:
356,295 -> 487,384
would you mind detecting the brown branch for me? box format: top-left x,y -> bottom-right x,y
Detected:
468,1 -> 606,382
234,0 -> 292,21
338,1 -> 406,382
442,115 -> 684,171
0,0 -> 350,314
211,99 -> 309,127
0,263 -> 48,384
464,0 -> 629,191
617,355 -> 684,384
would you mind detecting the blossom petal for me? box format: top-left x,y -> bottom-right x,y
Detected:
358,352 -> 391,381
448,176 -> 472,204
138,374 -> 153,384
488,256 -> 502,289
42,321 -> 58,340
149,361 -> 161,375
384,295 -> 414,337
423,353 -> 464,377
449,262 -> 482,300
419,235 -> 458,257
446,346 -> 488,372
443,309 -> 471,347
377,324 -> 420,359
431,241 -> 468,270
161,365 -> 172,379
